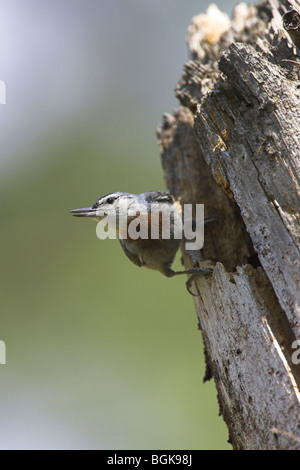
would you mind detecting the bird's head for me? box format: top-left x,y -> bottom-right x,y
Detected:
70,192 -> 136,222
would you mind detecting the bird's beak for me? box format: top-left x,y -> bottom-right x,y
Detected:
69,207 -> 97,217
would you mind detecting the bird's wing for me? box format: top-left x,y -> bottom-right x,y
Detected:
119,240 -> 144,267
143,191 -> 174,204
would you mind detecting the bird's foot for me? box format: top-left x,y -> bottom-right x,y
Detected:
185,268 -> 213,296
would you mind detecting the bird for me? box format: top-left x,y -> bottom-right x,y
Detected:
70,191 -> 213,294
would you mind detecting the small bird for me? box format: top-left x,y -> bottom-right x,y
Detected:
70,191 -> 213,294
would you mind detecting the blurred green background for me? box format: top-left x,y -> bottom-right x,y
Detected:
0,0 -> 239,450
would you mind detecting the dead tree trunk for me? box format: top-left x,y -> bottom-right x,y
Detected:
157,0 -> 300,450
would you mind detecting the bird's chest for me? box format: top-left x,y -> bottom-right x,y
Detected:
121,237 -> 181,270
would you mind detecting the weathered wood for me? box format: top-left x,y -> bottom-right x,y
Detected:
157,0 -> 300,450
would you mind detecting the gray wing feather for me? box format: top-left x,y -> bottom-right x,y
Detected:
119,240 -> 143,267
143,191 -> 174,204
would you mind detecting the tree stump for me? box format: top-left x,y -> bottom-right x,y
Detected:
157,0 -> 300,450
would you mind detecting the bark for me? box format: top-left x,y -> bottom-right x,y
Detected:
157,0 -> 300,450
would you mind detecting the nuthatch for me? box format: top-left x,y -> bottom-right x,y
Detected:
70,191 -> 213,294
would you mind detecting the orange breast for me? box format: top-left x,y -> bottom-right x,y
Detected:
123,213 -> 163,246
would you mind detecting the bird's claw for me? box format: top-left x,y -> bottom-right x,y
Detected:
185,268 -> 213,296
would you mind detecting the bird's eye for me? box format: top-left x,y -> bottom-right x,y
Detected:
106,197 -> 115,204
